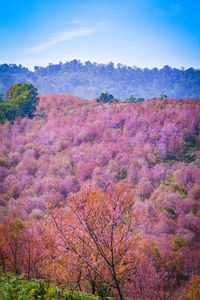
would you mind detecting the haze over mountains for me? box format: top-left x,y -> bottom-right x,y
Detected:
0,61 -> 199,100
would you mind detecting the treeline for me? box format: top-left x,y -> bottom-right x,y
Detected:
0,61 -> 199,100
95,92 -> 156,103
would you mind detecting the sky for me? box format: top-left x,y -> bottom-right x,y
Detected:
0,0 -> 200,70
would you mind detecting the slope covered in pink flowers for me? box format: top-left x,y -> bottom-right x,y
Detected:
1,94 -> 200,215
0,94 -> 200,298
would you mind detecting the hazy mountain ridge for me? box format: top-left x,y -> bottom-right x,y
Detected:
0,61 -> 200,100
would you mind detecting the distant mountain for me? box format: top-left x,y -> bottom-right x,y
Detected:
0,61 -> 200,99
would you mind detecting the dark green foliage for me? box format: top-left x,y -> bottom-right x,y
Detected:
0,102 -> 13,123
125,95 -> 136,103
184,132 -> 197,148
6,83 -> 39,118
116,168 -> 127,181
0,272 -> 99,299
4,102 -> 18,122
137,98 -> 145,103
160,94 -> 168,100
0,103 -> 6,124
0,83 -> 39,124
182,132 -> 200,163
162,206 -> 176,215
95,92 -> 119,103
165,131 -> 200,164
97,283 -> 111,297
125,96 -> 145,103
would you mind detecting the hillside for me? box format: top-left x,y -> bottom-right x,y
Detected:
0,61 -> 200,100
0,94 -> 200,216
0,94 -> 200,298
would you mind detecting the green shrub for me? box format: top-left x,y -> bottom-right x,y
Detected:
0,272 -> 100,299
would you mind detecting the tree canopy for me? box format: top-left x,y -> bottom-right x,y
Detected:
95,92 -> 119,103
0,83 -> 39,123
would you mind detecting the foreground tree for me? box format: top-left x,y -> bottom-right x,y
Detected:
0,83 -> 39,123
0,218 -> 44,279
6,83 -> 39,118
48,183 -> 135,299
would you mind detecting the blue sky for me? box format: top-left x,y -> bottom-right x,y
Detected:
0,0 -> 200,69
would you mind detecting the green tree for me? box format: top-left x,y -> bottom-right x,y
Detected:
95,92 -> 118,103
125,95 -> 136,103
0,83 -> 39,124
6,83 -> 39,118
160,94 -> 168,100
4,102 -> 17,122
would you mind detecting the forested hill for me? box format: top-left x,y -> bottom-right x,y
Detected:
0,61 -> 200,100
0,93 -> 200,298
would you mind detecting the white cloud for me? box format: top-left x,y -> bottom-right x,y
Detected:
24,28 -> 94,54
